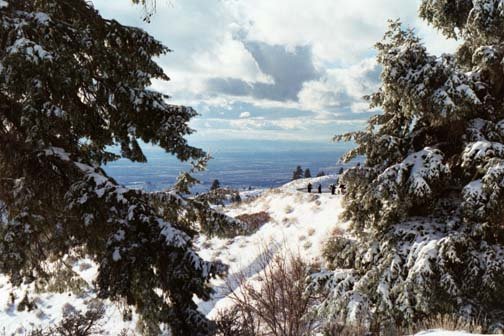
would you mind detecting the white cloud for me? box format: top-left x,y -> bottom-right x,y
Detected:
91,0 -> 269,94
224,0 -> 459,64
191,117 -> 367,142
91,0 -> 460,142
298,58 -> 381,114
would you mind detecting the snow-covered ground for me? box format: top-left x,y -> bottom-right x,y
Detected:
0,175 -> 491,335
0,259 -> 139,334
195,175 -> 346,317
414,331 -> 485,336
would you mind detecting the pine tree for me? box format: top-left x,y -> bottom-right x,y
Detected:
292,166 -> 303,180
304,168 -> 312,178
338,167 -> 344,175
316,171 -> 326,177
210,179 -> 220,191
0,1 -> 231,334
313,5 -> 504,331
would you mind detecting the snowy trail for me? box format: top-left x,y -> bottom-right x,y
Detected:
195,175 -> 348,318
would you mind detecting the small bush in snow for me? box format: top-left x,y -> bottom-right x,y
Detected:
321,322 -> 373,336
78,263 -> 93,272
216,249 -> 318,336
284,205 -> 294,214
410,314 -> 484,335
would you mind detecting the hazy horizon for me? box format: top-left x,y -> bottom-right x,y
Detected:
104,141 -> 357,192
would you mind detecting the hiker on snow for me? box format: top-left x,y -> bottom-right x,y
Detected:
307,183 -> 312,193
318,184 -> 322,194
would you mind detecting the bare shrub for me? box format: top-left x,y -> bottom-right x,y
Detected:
215,305 -> 256,336
239,192 -> 262,205
409,314 -> 485,334
330,227 -> 345,236
79,262 -> 93,272
321,313 -> 487,335
117,329 -> 136,336
200,240 -> 212,249
322,322 -> 372,336
235,211 -> 271,231
267,189 -> 282,195
216,249 -> 317,336
284,205 -> 294,214
55,300 -> 105,336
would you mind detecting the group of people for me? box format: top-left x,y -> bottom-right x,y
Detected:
306,182 -> 345,195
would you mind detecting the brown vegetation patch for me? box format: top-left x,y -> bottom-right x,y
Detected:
235,211 -> 271,231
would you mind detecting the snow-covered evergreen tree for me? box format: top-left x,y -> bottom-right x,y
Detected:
210,179 -> 220,191
292,166 -> 303,180
313,4 -> 504,331
304,168 -> 312,178
0,1 -> 231,334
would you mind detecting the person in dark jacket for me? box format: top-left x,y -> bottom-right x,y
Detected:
318,184 -> 322,193
307,183 -> 312,193
330,184 -> 336,195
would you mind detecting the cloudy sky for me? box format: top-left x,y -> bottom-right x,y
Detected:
91,0 -> 459,150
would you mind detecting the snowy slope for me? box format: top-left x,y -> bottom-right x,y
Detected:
0,175 -> 345,334
0,175 -> 490,335
195,175 -> 347,318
